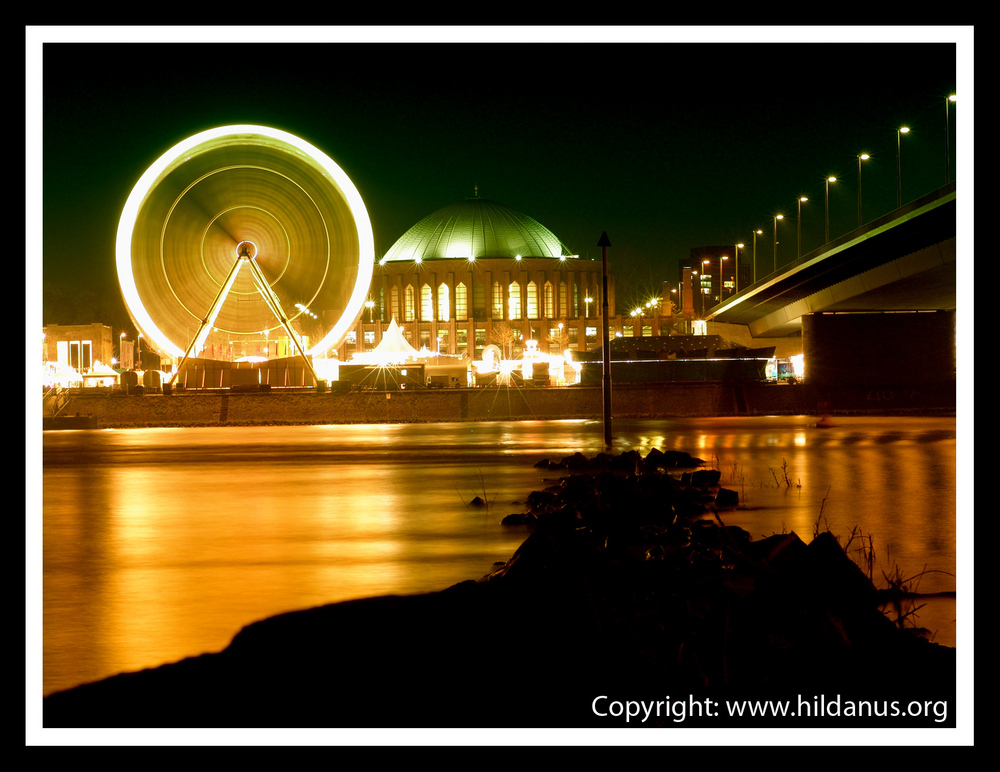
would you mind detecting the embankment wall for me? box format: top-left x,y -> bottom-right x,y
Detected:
46,381 -> 956,429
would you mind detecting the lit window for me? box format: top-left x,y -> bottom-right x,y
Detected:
438,283 -> 450,322
492,282 -> 504,320
404,285 -> 415,322
508,282 -> 522,320
526,281 -> 539,319
421,284 -> 433,321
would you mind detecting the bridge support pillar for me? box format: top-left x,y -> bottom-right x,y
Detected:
802,310 -> 955,394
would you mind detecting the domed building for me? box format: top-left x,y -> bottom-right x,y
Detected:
336,193 -> 618,362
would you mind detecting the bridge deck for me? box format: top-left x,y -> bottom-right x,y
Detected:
708,183 -> 956,337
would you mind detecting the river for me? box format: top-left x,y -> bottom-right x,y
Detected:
35,415 -> 960,700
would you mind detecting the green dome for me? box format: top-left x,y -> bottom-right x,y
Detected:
380,197 -> 572,263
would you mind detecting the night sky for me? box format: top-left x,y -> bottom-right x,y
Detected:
29,28 -> 967,330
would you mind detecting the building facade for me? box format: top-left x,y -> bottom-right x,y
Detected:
42,323 -> 116,370
335,196 -> 621,362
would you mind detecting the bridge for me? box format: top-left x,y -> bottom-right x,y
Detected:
706,183 -> 957,402
708,183 -> 956,336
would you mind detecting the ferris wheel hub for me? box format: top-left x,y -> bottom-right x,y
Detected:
236,240 -> 257,260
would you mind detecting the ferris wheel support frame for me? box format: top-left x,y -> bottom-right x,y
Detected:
167,241 -> 320,387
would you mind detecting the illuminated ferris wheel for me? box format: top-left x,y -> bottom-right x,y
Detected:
115,125 -> 375,381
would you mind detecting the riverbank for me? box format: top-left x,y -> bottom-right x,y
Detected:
42,447 -> 955,730
44,381 -> 957,429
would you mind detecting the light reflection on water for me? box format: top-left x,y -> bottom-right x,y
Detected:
40,416 -> 958,697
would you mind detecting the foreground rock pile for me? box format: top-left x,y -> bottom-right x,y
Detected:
43,449 -> 955,729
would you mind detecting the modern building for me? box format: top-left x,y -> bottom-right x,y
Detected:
336,194 -> 625,362
42,323 -> 116,371
685,246 -> 744,317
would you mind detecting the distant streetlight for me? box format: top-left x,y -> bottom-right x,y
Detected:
857,153 -> 870,226
773,214 -> 784,272
796,197 -> 808,259
825,177 -> 837,244
752,229 -> 763,283
946,93 -> 957,184
897,126 -> 910,208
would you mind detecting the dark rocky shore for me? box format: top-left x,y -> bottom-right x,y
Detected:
43,449 -> 955,729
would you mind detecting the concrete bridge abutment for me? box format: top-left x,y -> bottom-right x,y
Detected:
802,310 -> 956,389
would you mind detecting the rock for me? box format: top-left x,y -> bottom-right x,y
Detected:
500,512 -> 536,526
690,468 -> 722,487
715,487 -> 739,508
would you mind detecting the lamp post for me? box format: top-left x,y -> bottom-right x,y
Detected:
598,231 -> 612,448
701,260 -> 709,316
796,197 -> 808,259
946,93 -> 957,184
773,214 -> 784,272
735,243 -> 744,293
752,229 -> 762,283
896,126 -> 910,208
857,153 -> 870,227
824,176 -> 837,244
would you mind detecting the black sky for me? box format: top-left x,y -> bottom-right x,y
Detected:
31,28 -> 965,328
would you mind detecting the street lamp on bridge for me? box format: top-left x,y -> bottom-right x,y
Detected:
773,214 -> 784,272
752,229 -> 762,283
735,243 -> 744,294
896,125 -> 910,208
857,153 -> 870,227
945,93 -> 957,184
825,176 -> 837,244
796,197 -> 808,259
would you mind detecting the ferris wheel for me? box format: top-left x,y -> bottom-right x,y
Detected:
115,125 -> 375,381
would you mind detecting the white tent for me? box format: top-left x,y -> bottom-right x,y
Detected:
351,318 -> 425,365
81,360 -> 119,387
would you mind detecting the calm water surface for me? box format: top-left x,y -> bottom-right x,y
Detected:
36,416 -> 960,698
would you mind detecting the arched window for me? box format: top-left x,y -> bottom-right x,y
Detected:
473,282 -> 485,317
543,282 -> 554,318
404,285 -> 415,321
438,283 -> 450,322
391,285 -> 400,321
492,282 -> 504,320
526,281 -> 539,319
421,283 -> 434,321
455,282 -> 468,320
559,282 -> 568,318
508,282 -> 522,320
